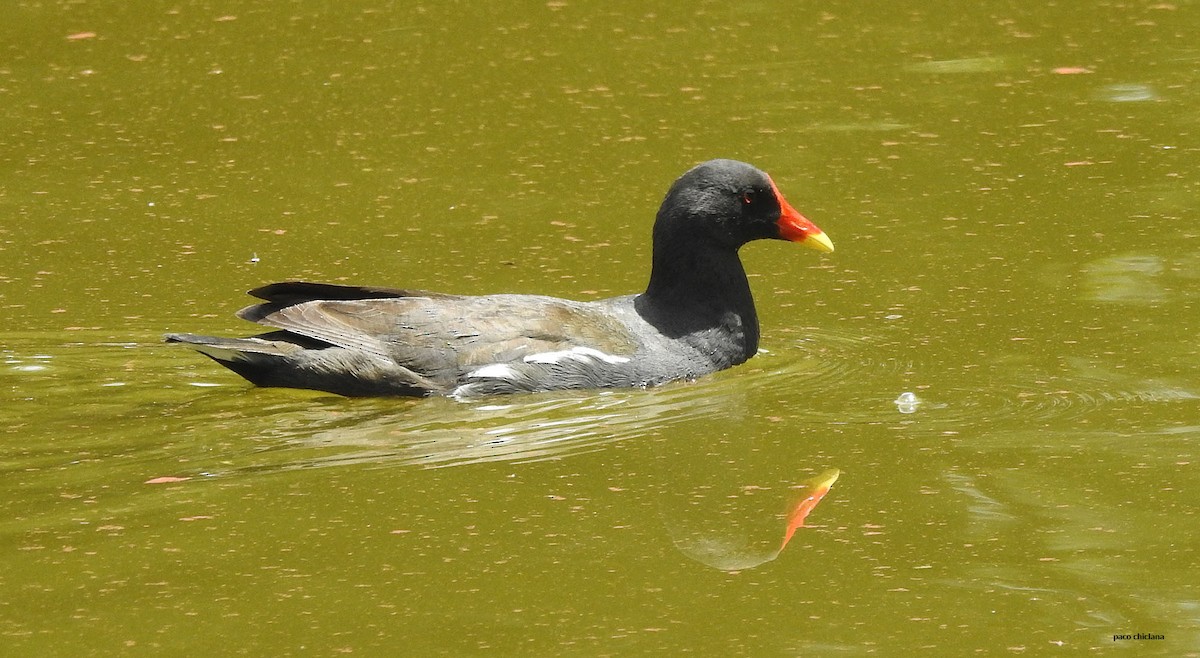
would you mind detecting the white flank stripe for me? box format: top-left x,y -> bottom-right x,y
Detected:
523,346 -> 630,365
467,363 -> 521,380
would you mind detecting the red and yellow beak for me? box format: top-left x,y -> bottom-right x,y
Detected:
771,178 -> 834,253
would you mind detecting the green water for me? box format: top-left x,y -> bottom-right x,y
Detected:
3,1 -> 1198,655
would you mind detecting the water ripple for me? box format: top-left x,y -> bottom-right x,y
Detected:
226,329 -> 1200,473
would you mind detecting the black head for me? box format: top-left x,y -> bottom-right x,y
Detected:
654,159 -> 833,252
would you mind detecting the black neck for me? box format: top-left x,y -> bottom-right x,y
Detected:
638,230 -> 760,361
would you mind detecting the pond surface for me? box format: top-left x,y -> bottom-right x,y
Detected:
3,1 -> 1199,655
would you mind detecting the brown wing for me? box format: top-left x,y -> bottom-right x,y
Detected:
237,285 -> 639,384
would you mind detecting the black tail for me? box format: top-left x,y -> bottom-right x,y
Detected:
164,332 -> 433,397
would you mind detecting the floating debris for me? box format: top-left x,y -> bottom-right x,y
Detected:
145,476 -> 191,484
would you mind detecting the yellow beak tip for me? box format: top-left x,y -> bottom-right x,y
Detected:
807,231 -> 835,253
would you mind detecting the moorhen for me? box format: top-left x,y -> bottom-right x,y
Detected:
166,159 -> 833,397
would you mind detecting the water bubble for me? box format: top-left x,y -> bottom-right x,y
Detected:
895,391 -> 921,414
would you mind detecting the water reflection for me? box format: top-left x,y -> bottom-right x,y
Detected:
162,347 -> 847,572
245,386 -> 720,471
936,438 -> 1200,649
213,352 -> 834,470
1080,252 -> 1171,304
802,121 -> 911,134
904,56 -> 1010,74
1095,83 -> 1159,103
662,465 -> 839,572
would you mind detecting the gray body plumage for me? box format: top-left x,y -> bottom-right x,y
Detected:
166,159 -> 831,397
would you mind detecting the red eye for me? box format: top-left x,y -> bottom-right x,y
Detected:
741,192 -> 754,205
